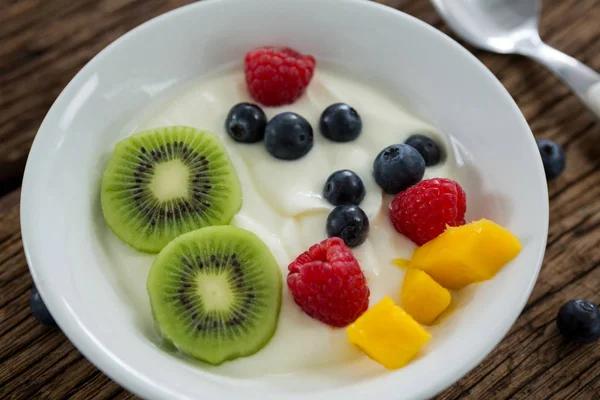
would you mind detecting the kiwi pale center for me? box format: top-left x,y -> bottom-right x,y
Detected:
172,251 -> 260,333
196,274 -> 233,311
149,160 -> 190,201
125,142 -> 217,229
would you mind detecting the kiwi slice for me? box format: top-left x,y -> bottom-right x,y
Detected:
101,126 -> 242,253
147,225 -> 282,365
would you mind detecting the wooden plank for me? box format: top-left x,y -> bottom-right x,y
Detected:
0,190 -> 123,399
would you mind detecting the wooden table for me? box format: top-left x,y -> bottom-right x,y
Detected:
1,0 -> 599,398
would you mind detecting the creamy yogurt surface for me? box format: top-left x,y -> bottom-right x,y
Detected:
102,65 -> 460,376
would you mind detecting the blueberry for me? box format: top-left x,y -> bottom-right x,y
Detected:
319,103 -> 362,142
30,284 -> 57,327
536,139 -> 565,180
323,170 -> 366,206
373,144 -> 425,194
265,112 -> 313,160
405,134 -> 442,167
556,299 -> 600,344
326,204 -> 369,247
225,102 -> 267,143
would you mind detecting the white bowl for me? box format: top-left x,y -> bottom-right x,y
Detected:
21,0 -> 549,399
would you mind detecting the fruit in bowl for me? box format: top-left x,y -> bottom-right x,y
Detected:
400,269 -> 451,325
147,225 -> 282,365
395,219 -> 522,290
100,127 -> 242,253
346,297 -> 431,370
92,43 -> 527,373
20,1 -> 549,398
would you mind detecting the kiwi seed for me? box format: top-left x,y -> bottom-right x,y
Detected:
101,126 -> 242,253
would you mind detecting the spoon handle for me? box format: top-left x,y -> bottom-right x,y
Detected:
519,41 -> 600,119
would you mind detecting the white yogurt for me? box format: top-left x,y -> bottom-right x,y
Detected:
102,65 -> 460,376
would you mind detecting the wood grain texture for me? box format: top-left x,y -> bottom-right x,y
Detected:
1,0 -> 599,399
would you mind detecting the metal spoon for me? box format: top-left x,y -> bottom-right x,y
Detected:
431,0 -> 600,119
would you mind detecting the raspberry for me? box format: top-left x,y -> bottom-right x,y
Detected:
389,178 -> 466,246
244,47 -> 316,107
287,237 -> 370,327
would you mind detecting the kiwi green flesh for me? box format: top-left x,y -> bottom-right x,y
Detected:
147,225 -> 282,365
101,126 -> 242,253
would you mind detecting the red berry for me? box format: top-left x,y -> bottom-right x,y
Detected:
389,178 -> 467,246
287,238 -> 370,327
244,47 -> 316,107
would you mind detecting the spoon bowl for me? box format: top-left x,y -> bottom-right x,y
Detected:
432,0 -> 600,118
432,0 -> 540,54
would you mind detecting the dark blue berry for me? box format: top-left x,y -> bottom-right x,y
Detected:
225,102 -> 267,143
265,112 -> 313,160
373,144 -> 425,194
319,103 -> 362,142
30,284 -> 57,327
405,134 -> 442,167
323,170 -> 365,206
537,139 -> 565,180
556,299 -> 600,344
326,204 -> 369,248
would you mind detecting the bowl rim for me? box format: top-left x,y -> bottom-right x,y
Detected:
20,0 -> 549,399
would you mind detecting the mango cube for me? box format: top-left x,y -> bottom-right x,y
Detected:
401,269 -> 451,325
346,296 -> 431,369
404,219 -> 522,289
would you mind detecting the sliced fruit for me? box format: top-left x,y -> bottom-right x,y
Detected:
147,225 -> 282,365
346,296 -> 431,369
397,218 -> 522,289
401,269 -> 451,325
101,126 -> 242,253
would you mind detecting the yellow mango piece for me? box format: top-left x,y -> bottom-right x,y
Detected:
346,296 -> 431,369
407,218 -> 522,289
401,269 -> 451,325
